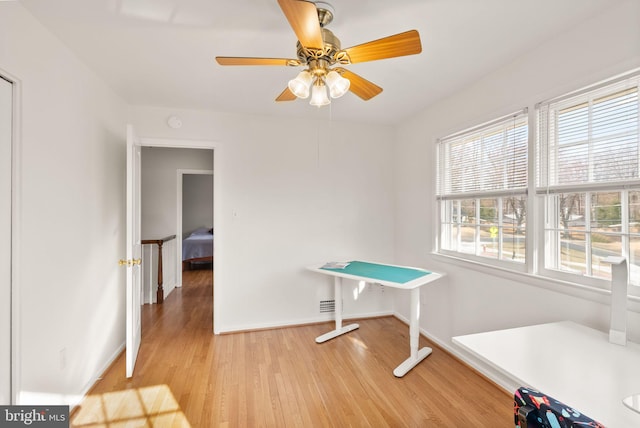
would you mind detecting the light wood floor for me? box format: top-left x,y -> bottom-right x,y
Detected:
71,269 -> 513,427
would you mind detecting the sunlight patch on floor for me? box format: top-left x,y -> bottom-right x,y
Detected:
71,384 -> 190,427
348,336 -> 368,351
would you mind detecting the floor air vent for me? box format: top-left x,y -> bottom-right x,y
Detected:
319,299 -> 335,313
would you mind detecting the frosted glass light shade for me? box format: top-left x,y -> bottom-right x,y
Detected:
326,70 -> 350,98
309,82 -> 330,106
288,71 -> 313,99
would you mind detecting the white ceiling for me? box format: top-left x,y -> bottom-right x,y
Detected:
20,0 -> 622,125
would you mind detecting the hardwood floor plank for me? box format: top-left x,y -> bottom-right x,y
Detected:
72,268 -> 512,427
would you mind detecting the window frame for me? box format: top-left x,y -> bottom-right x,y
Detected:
536,189 -> 638,290
434,68 -> 640,296
536,70 -> 640,292
436,109 -> 529,270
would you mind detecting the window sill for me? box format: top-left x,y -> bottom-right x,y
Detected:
430,252 -> 640,313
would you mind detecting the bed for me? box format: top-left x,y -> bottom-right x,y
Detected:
182,227 -> 213,270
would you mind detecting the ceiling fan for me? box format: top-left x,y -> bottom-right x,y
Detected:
215,0 -> 422,106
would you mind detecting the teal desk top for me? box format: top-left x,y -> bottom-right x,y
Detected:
320,261 -> 431,284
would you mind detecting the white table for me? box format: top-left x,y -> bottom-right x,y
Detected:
453,321 -> 640,427
307,261 -> 443,377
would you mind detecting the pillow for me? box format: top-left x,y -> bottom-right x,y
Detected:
191,227 -> 210,235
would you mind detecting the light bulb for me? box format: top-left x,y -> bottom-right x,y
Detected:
326,70 -> 350,98
287,70 -> 313,99
309,81 -> 330,107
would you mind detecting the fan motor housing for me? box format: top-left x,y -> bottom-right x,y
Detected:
296,28 -> 341,65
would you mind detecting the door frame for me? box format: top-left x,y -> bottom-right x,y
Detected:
139,138 -> 221,334
2,67 -> 21,404
176,169 -> 214,287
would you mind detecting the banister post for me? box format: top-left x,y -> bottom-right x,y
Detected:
156,241 -> 164,304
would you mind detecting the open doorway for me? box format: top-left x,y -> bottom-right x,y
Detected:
137,140 -> 220,334
178,170 -> 214,278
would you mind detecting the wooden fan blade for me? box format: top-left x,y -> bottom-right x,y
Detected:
342,30 -> 422,64
277,0 -> 324,49
336,68 -> 382,100
216,57 -> 301,66
276,87 -> 297,102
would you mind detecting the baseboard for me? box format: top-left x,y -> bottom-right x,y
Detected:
392,311 -> 518,395
71,341 -> 125,413
163,280 -> 176,299
217,310 -> 395,334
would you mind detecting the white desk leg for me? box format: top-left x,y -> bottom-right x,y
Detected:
315,276 -> 359,343
393,287 -> 432,377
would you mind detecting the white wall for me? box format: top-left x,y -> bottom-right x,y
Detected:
141,147 -> 212,238
0,3 -> 128,405
183,174 -> 213,236
129,106 -> 397,331
394,0 -> 640,388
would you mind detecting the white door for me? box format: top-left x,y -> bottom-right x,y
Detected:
125,124 -> 142,378
0,76 -> 12,403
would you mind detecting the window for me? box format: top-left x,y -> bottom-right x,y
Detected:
537,72 -> 640,286
437,110 -> 528,267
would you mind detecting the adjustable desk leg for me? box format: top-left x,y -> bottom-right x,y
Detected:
315,276 -> 359,343
393,287 -> 432,377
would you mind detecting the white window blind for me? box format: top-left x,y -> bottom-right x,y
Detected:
436,109 -> 528,200
536,70 -> 640,288
537,72 -> 640,194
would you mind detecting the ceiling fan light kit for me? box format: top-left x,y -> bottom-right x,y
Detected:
288,70 -> 313,98
288,62 -> 350,105
325,70 -> 349,98
310,80 -> 331,106
215,0 -> 422,107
